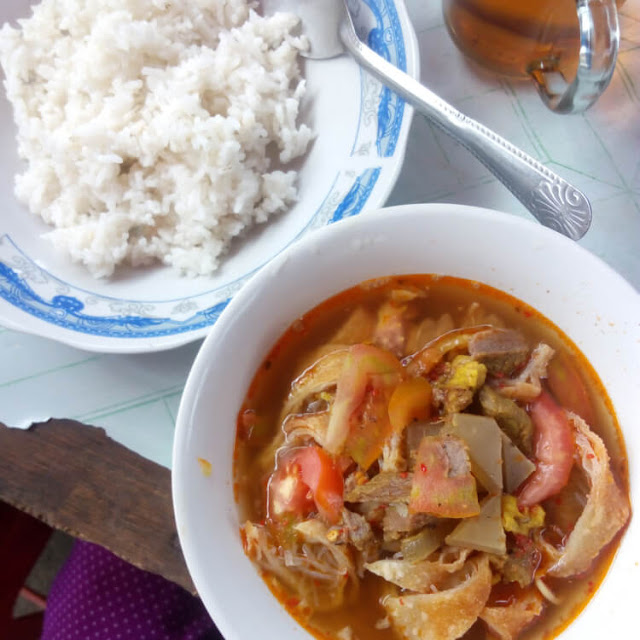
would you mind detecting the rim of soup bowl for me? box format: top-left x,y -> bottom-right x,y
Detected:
173,202 -> 639,640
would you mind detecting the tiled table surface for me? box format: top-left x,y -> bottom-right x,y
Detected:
2,0 -> 639,467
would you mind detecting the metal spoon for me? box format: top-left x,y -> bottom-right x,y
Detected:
264,0 -> 592,240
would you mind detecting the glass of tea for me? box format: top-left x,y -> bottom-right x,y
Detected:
443,0 -> 623,114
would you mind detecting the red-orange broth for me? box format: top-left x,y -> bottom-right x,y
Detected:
233,275 -> 630,640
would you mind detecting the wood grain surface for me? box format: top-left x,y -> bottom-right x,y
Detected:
0,419 -> 194,594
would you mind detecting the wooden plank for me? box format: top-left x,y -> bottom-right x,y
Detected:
0,419 -> 194,594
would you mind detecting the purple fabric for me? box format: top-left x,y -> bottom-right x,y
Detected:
41,541 -> 223,640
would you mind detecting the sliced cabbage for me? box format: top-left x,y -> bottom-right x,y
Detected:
445,495 -> 506,556
330,307 -> 377,346
282,348 -> 349,419
405,313 -> 455,356
446,413 -> 503,494
501,431 -> 536,494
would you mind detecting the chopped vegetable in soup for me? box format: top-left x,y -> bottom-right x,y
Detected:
234,276 -> 630,640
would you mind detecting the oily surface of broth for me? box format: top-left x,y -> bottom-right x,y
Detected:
234,275 -> 629,640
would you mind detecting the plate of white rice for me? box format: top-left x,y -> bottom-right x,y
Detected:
0,0 -> 418,353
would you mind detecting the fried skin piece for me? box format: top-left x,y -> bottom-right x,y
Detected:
540,413 -> 630,578
384,554 -> 492,640
480,589 -> 544,640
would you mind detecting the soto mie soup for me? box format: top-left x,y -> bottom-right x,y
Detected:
233,275 -> 630,640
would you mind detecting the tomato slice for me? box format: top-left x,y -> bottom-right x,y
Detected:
409,435 -> 480,518
344,385 -> 394,469
268,453 -> 314,522
296,446 -> 344,523
268,445 -> 344,524
518,391 -> 575,508
325,344 -> 403,467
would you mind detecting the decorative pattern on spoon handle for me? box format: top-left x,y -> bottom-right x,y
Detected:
453,114 -> 593,240
526,180 -> 592,240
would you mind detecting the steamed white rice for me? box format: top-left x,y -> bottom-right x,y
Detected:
0,0 -> 312,277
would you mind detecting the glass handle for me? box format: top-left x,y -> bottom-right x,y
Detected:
529,0 -> 620,114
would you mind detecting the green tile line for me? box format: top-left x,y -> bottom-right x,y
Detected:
434,174 -> 514,203
73,384 -> 185,423
546,161 -> 629,189
582,114 -> 630,190
587,188 -> 640,215
618,10 -> 640,53
589,189 -> 637,203
510,101 -> 545,162
76,394 -> 176,424
620,41 -> 640,53
617,60 -> 638,102
424,118 -> 454,173
74,388 -> 184,424
0,355 -> 101,389
619,8 -> 640,22
454,86 -> 503,105
502,80 -> 549,163
162,397 -> 176,424
162,392 -> 182,424
416,23 -> 444,35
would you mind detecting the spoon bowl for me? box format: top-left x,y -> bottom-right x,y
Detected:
263,0 -> 344,59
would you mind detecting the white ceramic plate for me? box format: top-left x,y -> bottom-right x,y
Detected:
173,203 -> 639,640
0,0 -> 418,353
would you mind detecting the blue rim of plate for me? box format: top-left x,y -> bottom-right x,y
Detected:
0,0 -> 407,340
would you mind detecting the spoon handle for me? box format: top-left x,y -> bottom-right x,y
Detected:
339,14 -> 592,240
